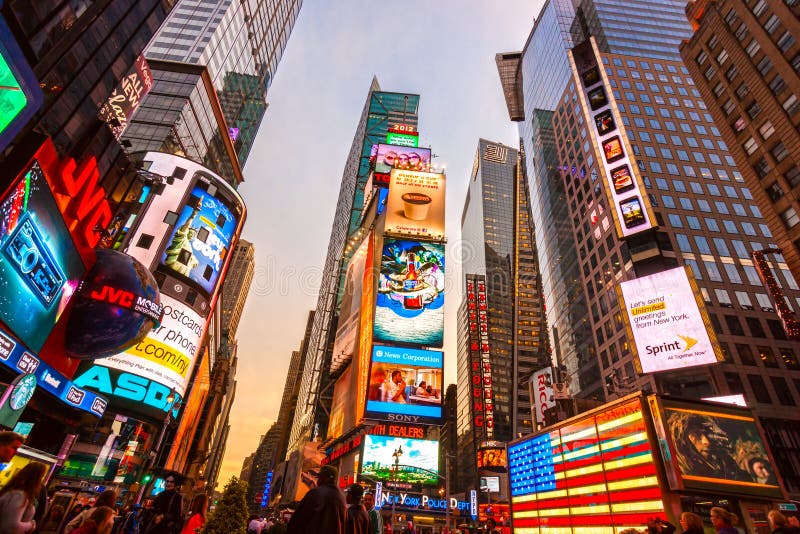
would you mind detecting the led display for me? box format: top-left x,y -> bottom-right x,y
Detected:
365,344 -> 443,424
97,55 -> 152,139
361,434 -> 439,486
372,144 -> 431,175
160,185 -> 238,296
0,24 -> 43,153
509,398 -> 665,533
374,240 -> 444,347
384,171 -> 445,241
476,448 -> 506,470
0,161 -> 85,351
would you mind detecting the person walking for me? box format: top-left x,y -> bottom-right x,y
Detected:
0,462 -> 48,534
362,493 -> 382,534
146,476 -> 183,534
180,494 -> 207,534
65,491 -> 117,534
402,520 -> 415,534
710,508 -> 739,534
287,465 -> 346,534
679,512 -> 705,534
119,504 -> 143,534
344,485 -> 369,534
70,507 -> 116,534
769,511 -> 800,534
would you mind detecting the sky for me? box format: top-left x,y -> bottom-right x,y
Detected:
217,0 -> 545,487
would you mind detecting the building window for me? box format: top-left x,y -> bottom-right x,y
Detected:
785,166 -> 800,188
752,0 -> 768,16
696,50 -> 708,66
743,137 -> 759,155
722,99 -> 736,115
771,377 -> 795,405
767,182 -> 785,201
777,30 -> 796,52
716,49 -> 729,65
745,39 -> 761,57
747,375 -> 772,404
725,64 -> 738,82
756,56 -> 773,76
737,344 -> 757,365
136,234 -> 155,249
781,207 -> 800,228
783,94 -> 800,116
759,121 -> 775,140
746,317 -> 765,335
735,83 -> 749,100
754,158 -> 772,178
758,346 -> 779,367
769,75 -> 786,95
747,101 -> 762,119
763,14 -> 781,34
780,348 -> 800,370
771,142 -> 789,162
725,315 -> 745,335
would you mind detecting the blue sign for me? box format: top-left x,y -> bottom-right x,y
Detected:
260,471 -> 273,507
0,327 -> 107,417
470,489 -> 477,519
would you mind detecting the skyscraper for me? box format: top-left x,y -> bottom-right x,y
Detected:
456,139 -> 549,491
222,240 -> 256,337
499,0 -> 800,495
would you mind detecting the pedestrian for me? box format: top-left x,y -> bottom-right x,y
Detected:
485,518 -> 500,534
647,517 -> 676,534
710,508 -> 739,534
680,512 -> 705,534
789,517 -> 800,530
286,465 -> 346,534
65,490 -> 117,534
180,494 -> 207,534
0,461 -> 48,534
247,515 -> 262,534
344,484 -> 369,534
362,493 -> 382,534
70,507 -> 115,534
402,520 -> 415,534
769,511 -> 800,534
0,431 -> 24,463
145,476 -> 183,534
120,504 -> 143,534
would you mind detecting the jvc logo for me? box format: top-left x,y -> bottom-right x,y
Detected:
90,285 -> 135,308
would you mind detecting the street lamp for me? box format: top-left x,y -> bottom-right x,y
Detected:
391,445 -> 403,530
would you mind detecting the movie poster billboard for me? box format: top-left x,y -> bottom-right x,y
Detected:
0,161 -> 85,351
330,234 -> 370,373
374,240 -> 444,347
476,448 -> 507,470
159,185 -> 238,296
361,434 -> 439,486
327,365 -> 353,441
617,266 -> 723,374
385,171 -> 445,240
650,397 -> 783,499
365,344 -> 443,424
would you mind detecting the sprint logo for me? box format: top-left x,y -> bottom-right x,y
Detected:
646,334 -> 698,355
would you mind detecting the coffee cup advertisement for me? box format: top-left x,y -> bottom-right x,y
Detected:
385,170 -> 445,240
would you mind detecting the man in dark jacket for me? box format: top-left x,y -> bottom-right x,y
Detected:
345,484 -> 369,534
287,465 -> 346,534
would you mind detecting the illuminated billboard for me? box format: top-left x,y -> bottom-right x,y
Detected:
98,55 -> 153,139
509,397 -> 665,532
374,240 -> 444,347
361,434 -> 439,486
160,185 -> 238,296
650,397 -> 784,499
617,266 -> 723,374
531,367 -> 555,426
365,345 -> 443,424
372,144 -> 431,176
330,234 -> 371,374
569,40 -> 655,238
386,124 -> 419,148
385,171 -> 445,241
0,161 -> 85,351
476,448 -> 506,470
327,365 -> 353,441
0,22 -> 43,152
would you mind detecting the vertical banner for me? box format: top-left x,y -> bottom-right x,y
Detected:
531,367 -> 555,426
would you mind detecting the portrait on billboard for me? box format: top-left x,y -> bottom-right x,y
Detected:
602,136 -> 624,163
594,110 -> 616,135
374,240 -> 445,347
365,345 -> 443,424
0,161 -> 86,351
331,236 -> 370,372
476,448 -> 507,470
384,171 -> 445,240
360,434 -> 439,486
371,144 -> 432,175
661,403 -> 782,497
160,185 -> 238,295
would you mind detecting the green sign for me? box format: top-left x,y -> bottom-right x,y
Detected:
386,132 -> 419,148
0,373 -> 36,428
0,22 -> 43,153
0,52 -> 27,135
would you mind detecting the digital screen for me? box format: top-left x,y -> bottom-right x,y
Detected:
581,66 -> 600,86
509,398 -> 665,531
386,132 -> 419,148
361,434 -> 439,486
0,161 -> 85,351
611,165 -> 634,194
385,171 -> 445,240
619,196 -> 645,228
331,235 -> 371,374
97,55 -> 152,139
374,240 -> 445,347
476,448 -> 506,470
656,398 -> 783,498
602,136 -> 624,163
372,144 -> 431,175
365,344 -> 443,424
588,86 -> 607,110
480,476 -> 500,493
618,266 -> 721,374
160,185 -> 238,296
594,110 -> 616,135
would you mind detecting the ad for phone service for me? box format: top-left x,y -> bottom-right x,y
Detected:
365,344 -> 443,424
618,266 -> 721,374
385,170 -> 445,241
160,186 -> 238,296
374,240 -> 445,347
0,161 -> 85,351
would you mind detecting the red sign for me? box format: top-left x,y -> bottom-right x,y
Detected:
388,124 -> 417,134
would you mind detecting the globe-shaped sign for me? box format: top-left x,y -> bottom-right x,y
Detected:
65,248 -> 163,359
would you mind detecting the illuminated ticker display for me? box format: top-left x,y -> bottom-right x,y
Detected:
509,397 -> 664,533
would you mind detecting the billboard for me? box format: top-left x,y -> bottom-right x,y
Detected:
0,21 -> 43,153
327,365 -> 353,441
531,367 -> 555,426
360,434 -> 439,486
476,448 -> 506,470
385,170 -> 445,240
330,234 -> 370,374
650,397 -> 783,498
365,345 -> 443,424
617,266 -> 723,374
386,124 -> 419,148
509,397 -> 665,532
372,144 -> 431,176
98,55 -> 153,139
570,40 -> 655,238
374,240 -> 445,347
0,161 -> 86,351
160,185 -> 238,296
91,293 -> 203,397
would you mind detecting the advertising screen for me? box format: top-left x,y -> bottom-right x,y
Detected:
365,345 -> 443,424
384,171 -> 445,240
652,398 -> 783,498
509,397 -> 665,532
0,161 -> 85,351
361,434 -> 439,486
98,55 -> 152,139
618,266 -> 722,374
91,293 -> 204,397
372,144 -> 431,176
374,240 -> 445,347
330,235 -> 370,374
0,24 -> 43,153
160,185 -> 238,296
327,365 -> 353,441
476,448 -> 506,470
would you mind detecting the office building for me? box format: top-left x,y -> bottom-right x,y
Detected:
246,422 -> 281,514
498,0 -> 800,496
222,240 -> 256,337
680,0 -> 800,283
